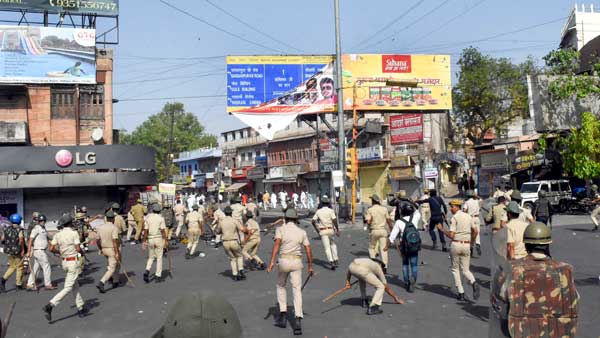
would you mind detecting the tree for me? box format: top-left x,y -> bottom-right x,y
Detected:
121,102 -> 217,182
452,47 -> 535,145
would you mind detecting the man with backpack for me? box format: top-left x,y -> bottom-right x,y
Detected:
0,214 -> 25,292
416,189 -> 448,251
385,204 -> 421,292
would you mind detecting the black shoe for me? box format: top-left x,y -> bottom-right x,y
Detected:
404,281 -> 410,292
442,245 -> 448,252
143,270 -> 150,283
257,263 -> 266,270
185,249 -> 191,260
476,244 -> 482,256
16,284 -> 24,291
0,278 -> 6,293
329,262 -> 336,270
408,277 -> 416,293
276,312 -> 287,328
77,306 -> 88,318
457,293 -> 466,301
431,242 -> 437,250
293,317 -> 302,335
366,305 -> 383,315
239,270 -> 247,280
96,282 -> 105,293
472,280 -> 480,300
233,275 -> 241,281
155,276 -> 165,283
43,303 -> 53,321
361,298 -> 369,308
333,260 -> 339,267
112,281 -> 121,289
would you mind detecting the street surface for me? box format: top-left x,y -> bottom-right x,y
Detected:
1,212 -> 599,338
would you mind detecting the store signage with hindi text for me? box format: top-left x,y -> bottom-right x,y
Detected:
390,114 -> 423,145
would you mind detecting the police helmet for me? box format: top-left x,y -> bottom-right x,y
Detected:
523,222 -> 552,245
152,203 -> 162,213
9,214 -> 22,225
58,214 -> 74,227
112,202 -> 120,210
192,204 -> 199,210
38,215 -> 47,222
224,206 -> 233,216
105,210 -> 116,218
284,208 -> 298,220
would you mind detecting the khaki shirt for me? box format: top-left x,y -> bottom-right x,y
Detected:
463,198 -> 481,216
245,219 -> 260,241
351,258 -> 386,283
212,208 -> 225,225
97,222 -> 119,249
144,213 -> 166,238
231,203 -> 246,223
365,204 -> 391,231
130,203 -> 145,222
51,227 -> 80,258
173,204 -> 185,216
217,216 -> 243,241
246,202 -> 258,216
506,218 -> 529,259
519,207 -> 534,224
114,215 -> 126,233
450,210 -> 475,242
312,207 -> 337,230
186,211 -> 203,231
492,204 -> 508,230
275,221 -> 309,257
263,193 -> 270,203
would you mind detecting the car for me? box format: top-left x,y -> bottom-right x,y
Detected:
520,180 -> 572,212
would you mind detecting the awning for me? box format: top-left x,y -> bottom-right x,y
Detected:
225,182 -> 248,192
263,177 -> 297,184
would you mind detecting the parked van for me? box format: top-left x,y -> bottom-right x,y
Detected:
520,180 -> 572,211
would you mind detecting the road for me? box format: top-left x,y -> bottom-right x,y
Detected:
0,212 -> 598,338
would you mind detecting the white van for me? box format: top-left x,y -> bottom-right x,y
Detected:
520,180 -> 572,211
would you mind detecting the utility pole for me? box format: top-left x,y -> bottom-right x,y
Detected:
165,109 -> 175,182
334,0 -> 346,217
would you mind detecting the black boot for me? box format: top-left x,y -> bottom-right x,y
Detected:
155,275 -> 165,283
185,249 -> 191,259
276,311 -> 287,328
476,244 -> 482,256
333,260 -> 339,267
457,293 -> 466,301
361,298 -> 369,308
442,243 -> 448,252
42,303 -> 53,321
233,274 -> 241,281
257,262 -> 266,270
366,305 -> 383,315
96,281 -> 106,293
293,317 -> 302,335
431,241 -> 437,250
143,270 -> 150,283
239,270 -> 247,280
0,278 -> 6,293
472,280 -> 480,300
329,262 -> 336,270
77,305 -> 88,318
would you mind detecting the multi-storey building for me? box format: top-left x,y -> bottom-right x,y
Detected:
173,147 -> 222,193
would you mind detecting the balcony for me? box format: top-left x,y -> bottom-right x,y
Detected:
222,135 -> 266,149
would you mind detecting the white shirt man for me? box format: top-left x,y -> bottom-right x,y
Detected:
300,191 -> 308,209
389,210 -> 422,241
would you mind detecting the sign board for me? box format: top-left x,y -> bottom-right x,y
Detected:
390,167 -> 415,180
480,150 -> 507,170
392,143 -> 421,156
0,0 -> 119,15
424,167 -> 438,179
390,114 -> 424,144
247,166 -> 265,179
158,183 -> 176,196
331,170 -> 344,188
513,152 -> 544,171
0,26 -> 96,84
357,146 -> 382,161
391,155 -> 411,168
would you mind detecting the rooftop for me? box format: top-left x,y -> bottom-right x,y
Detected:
174,148 -> 222,163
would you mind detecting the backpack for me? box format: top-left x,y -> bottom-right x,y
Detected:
399,215 -> 421,254
3,226 -> 21,256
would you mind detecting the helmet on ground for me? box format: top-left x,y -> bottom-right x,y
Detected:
9,214 -> 22,225
523,222 -> 552,245
37,215 -> 47,222
284,208 -> 298,219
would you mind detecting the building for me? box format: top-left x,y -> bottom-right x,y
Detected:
173,147 -> 221,193
560,3 -> 600,50
0,49 -> 156,220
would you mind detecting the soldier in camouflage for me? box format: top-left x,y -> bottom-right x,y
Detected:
489,222 -> 579,338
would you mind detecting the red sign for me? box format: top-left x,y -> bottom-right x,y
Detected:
390,114 -> 423,144
382,55 -> 412,73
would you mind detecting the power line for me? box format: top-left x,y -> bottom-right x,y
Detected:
159,0 -> 284,53
349,0 -> 425,51
205,0 -> 304,53
117,54 -> 226,61
117,94 -> 227,102
113,70 -> 224,86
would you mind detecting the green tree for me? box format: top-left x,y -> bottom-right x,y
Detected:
561,112 -> 600,178
121,102 -> 217,182
452,47 -> 535,145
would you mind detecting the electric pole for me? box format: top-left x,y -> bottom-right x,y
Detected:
334,0 -> 346,217
165,108 -> 175,182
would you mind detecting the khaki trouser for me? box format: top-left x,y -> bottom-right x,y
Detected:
145,237 -> 164,277
126,221 -> 136,241
175,215 -> 185,237
591,206 -> 600,226
187,229 -> 201,255
134,219 -> 144,241
349,261 -> 385,306
277,257 -> 304,317
3,255 -> 23,286
211,223 -> 222,243
319,228 -> 338,263
450,242 -> 476,293
420,205 -> 431,230
222,240 -> 243,276
241,238 -> 263,264
50,259 -> 84,310
100,248 -> 118,284
27,249 -> 52,287
473,217 -> 481,245
368,229 -> 389,267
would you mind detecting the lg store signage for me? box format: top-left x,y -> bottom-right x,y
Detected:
55,149 -> 97,167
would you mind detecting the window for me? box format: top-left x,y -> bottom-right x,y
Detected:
540,184 -> 549,192
551,183 -> 560,192
194,164 -> 198,171
51,89 -> 75,119
559,182 -> 570,192
243,129 -> 248,138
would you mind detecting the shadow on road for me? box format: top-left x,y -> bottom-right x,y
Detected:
575,277 -> 599,286
50,297 -> 101,324
566,227 -> 595,233
460,302 -> 489,322
471,264 -> 491,277
419,282 -> 456,299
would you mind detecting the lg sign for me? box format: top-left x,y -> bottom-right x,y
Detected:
55,149 -> 96,167
382,55 -> 411,73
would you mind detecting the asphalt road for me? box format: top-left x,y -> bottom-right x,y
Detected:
1,212 -> 599,338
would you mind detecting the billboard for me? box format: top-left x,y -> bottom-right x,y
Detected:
0,0 -> 119,15
390,114 -> 423,145
0,26 -> 96,84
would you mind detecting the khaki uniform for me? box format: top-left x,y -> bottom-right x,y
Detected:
186,210 -> 203,255
490,204 -> 508,231
173,203 -> 186,238
449,210 -> 477,294
463,198 -> 482,245
216,216 -> 244,276
275,222 -> 310,318
230,203 -> 246,224
27,224 -> 52,288
365,204 -> 391,267
241,219 -> 263,264
97,222 -> 119,284
211,208 -> 225,244
263,193 -> 270,210
114,214 -> 126,235
131,203 -> 145,241
49,227 -> 84,310
519,206 -> 534,224
506,218 -> 529,260
144,214 -> 166,278
348,258 -> 387,306
2,226 -> 23,286
246,202 -> 258,217
312,206 -> 338,263
126,211 -> 136,241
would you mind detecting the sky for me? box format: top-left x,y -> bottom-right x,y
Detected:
8,0 -> 579,136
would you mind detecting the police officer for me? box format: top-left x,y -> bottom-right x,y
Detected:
486,196 -> 508,233
211,203 -> 225,248
245,197 -> 259,219
131,198 -> 146,243
463,190 -> 482,256
365,194 -> 392,269
241,210 -> 265,270
0,214 -> 24,292
96,210 -> 121,293
43,214 -> 87,321
185,205 -> 203,259
504,201 -> 529,261
26,214 -> 55,291
111,203 -> 127,237
74,208 -> 90,252
345,257 -> 402,315
490,222 -> 579,338
510,190 -> 534,224
141,203 -> 168,283
230,196 -> 246,236
311,196 -> 339,270
173,199 -> 186,239
160,202 -> 176,243
437,200 -> 480,301
418,189 -> 431,230
215,206 -> 245,281
267,208 -> 313,335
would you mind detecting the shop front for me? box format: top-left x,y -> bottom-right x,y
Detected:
478,149 -> 509,197
264,164 -> 306,195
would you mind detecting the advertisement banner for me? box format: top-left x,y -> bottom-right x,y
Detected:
0,0 -> 119,15
158,183 -> 176,196
390,114 -> 423,145
0,26 -> 96,84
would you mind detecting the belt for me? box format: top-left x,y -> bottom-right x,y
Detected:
222,239 -> 238,242
453,240 -> 471,244
63,256 -> 78,261
319,227 -> 333,231
34,248 -> 47,251
280,254 -> 302,260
